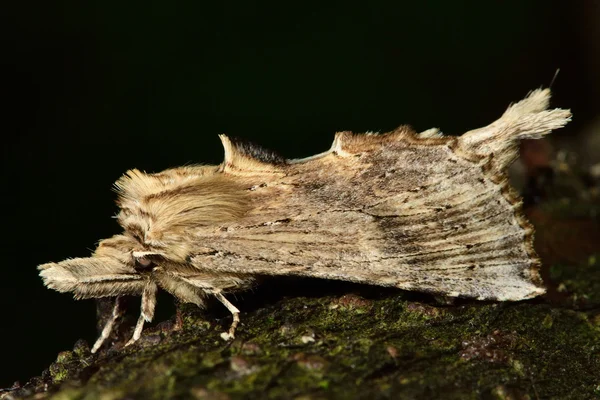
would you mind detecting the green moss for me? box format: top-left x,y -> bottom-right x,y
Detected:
48,364 -> 69,385
17,291 -> 597,400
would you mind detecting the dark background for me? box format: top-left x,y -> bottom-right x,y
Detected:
2,1 -> 599,387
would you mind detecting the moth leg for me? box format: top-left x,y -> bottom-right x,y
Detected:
213,291 -> 240,341
125,281 -> 157,347
91,297 -> 123,353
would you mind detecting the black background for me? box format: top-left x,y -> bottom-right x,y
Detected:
2,1 -> 598,387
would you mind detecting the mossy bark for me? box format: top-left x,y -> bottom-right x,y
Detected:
5,198 -> 600,400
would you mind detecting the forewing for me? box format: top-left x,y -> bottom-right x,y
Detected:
187,90 -> 571,301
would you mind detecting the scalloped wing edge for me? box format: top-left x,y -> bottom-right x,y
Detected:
212,89 -> 571,300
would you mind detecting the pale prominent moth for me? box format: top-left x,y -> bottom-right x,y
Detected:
39,89 -> 571,353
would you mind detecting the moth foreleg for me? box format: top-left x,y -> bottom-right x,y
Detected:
213,291 -> 240,341
125,281 -> 158,347
91,297 -> 123,353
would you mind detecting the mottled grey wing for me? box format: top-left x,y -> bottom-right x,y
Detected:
189,89 -> 570,301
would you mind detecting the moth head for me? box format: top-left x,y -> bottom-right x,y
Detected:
131,251 -> 165,271
39,235 -> 210,308
94,236 -> 167,273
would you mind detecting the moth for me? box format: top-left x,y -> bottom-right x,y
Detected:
39,89 -> 570,353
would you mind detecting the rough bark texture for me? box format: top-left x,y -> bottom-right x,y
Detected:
4,191 -> 600,399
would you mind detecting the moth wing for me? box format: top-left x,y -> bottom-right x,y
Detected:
188,139 -> 548,302
186,90 -> 571,301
